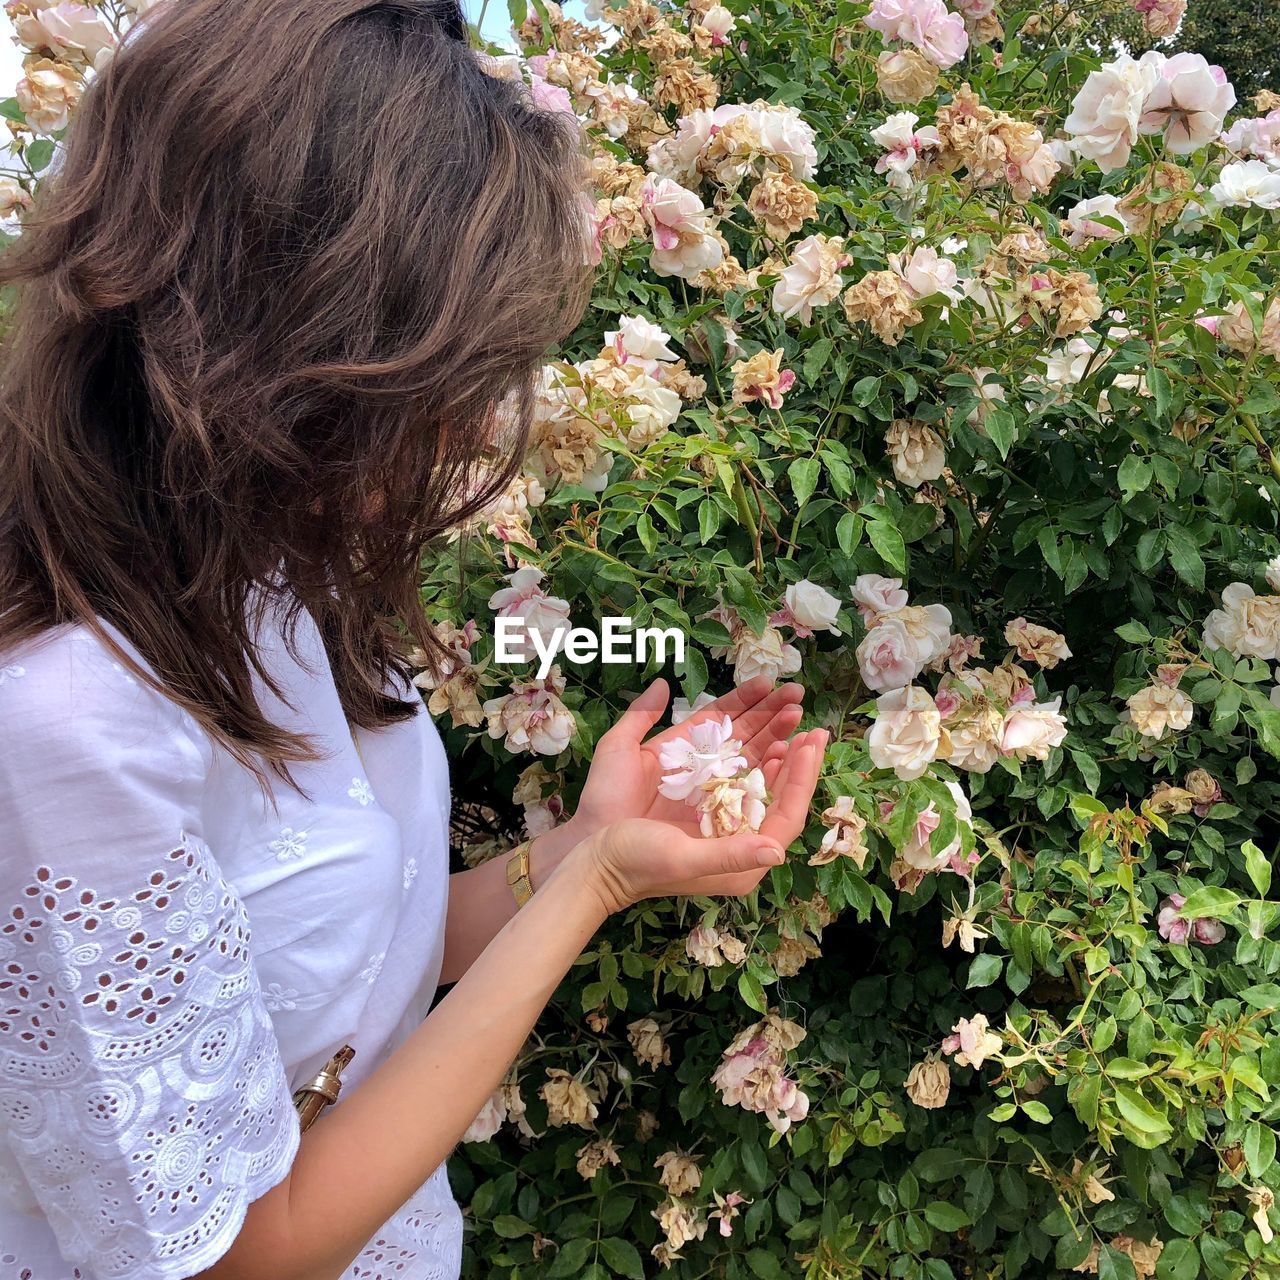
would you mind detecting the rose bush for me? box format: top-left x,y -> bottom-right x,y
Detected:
8,1 -> 1280,1277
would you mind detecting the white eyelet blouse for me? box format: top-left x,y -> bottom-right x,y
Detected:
0,601 -> 463,1280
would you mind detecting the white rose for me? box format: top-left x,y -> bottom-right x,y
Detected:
1205,582 -> 1280,659
701,4 -> 736,42
463,1090 -> 508,1142
999,698 -> 1068,761
731,626 -> 803,684
749,104 -> 820,181
647,109 -> 717,185
885,419 -> 946,487
785,580 -> 842,635
851,573 -> 910,623
619,370 -> 683,447
867,685 -> 942,780
891,245 -> 959,301
1266,556 -> 1280,593
483,669 -> 577,756
893,603 -> 952,667
1125,684 -> 1194,741
1063,194 -> 1129,247
858,617 -> 927,692
488,567 -> 572,663
1138,51 -> 1236,155
1210,160 -> 1280,210
608,315 -> 679,368
771,233 -> 847,324
1064,55 -> 1162,173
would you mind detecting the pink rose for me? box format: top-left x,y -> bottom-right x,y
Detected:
1157,893 -> 1227,946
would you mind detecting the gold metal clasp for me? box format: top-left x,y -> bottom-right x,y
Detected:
293,1044 -> 356,1132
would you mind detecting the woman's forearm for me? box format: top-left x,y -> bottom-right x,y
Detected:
203,839 -> 609,1280
440,820 -> 583,984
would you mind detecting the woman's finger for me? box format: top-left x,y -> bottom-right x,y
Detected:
721,683 -> 805,747
646,677 -> 798,747
601,679 -> 670,747
677,867 -> 773,898
760,732 -> 827,847
740,703 -> 805,765
673,830 -> 785,882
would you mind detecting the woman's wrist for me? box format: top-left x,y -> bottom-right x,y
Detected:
527,816 -> 589,890
540,829 -> 617,923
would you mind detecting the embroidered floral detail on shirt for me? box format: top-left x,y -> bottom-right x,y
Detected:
0,664 -> 25,684
261,983 -> 300,1012
269,827 -> 310,862
403,858 -> 418,891
348,777 -> 375,807
359,952 -> 386,985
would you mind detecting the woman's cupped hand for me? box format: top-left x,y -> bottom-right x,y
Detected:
547,677 -> 827,916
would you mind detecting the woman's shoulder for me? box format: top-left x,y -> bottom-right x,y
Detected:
0,620 -> 212,776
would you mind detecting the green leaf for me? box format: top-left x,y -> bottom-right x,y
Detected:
1097,1244 -> 1139,1280
492,1215 -> 534,1238
1021,1101 -> 1053,1124
1038,526 -> 1063,578
598,1238 -> 645,1279
836,511 -> 864,556
1243,839 -> 1272,897
698,499 -> 721,544
802,337 -> 834,384
1113,1085 -> 1173,1146
1117,455 -> 1152,501
1239,983 -> 1280,1009
740,1139 -> 769,1189
1176,887 -> 1240,919
1241,380 -> 1280,416
738,968 -> 767,1013
1244,1120 -> 1276,1179
966,953 -> 1002,988
1148,365 -> 1172,418
924,1202 -> 971,1232
636,513 -> 657,553
506,0 -> 529,24
985,407 -> 1016,460
852,375 -> 882,406
1165,526 -> 1205,591
868,518 -> 907,573
744,1251 -> 787,1280
548,1238 -> 594,1278
789,457 -> 820,507
24,139 -> 55,173
0,97 -> 24,125
1155,1239 -> 1200,1280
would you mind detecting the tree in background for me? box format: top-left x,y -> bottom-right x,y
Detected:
1177,0 -> 1280,101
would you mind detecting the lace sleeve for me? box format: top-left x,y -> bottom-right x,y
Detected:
0,635 -> 300,1280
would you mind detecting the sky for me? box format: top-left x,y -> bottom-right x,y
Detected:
475,0 -> 592,46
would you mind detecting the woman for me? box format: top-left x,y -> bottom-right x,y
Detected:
0,3 -> 826,1278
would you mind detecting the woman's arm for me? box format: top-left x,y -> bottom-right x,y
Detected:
439,823 -> 571,984
440,676 -> 807,983
201,753 -> 821,1280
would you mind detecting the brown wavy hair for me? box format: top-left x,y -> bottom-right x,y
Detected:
0,0 -> 592,772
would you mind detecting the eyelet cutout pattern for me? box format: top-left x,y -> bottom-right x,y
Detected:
0,835 -> 299,1280
343,1165 -> 463,1280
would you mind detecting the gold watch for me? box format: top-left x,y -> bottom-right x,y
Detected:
505,839 -> 535,908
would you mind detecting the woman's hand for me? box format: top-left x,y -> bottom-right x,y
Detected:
538,676 -> 809,861
571,726 -> 828,916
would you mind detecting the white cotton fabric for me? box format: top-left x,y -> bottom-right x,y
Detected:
0,602 -> 462,1280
